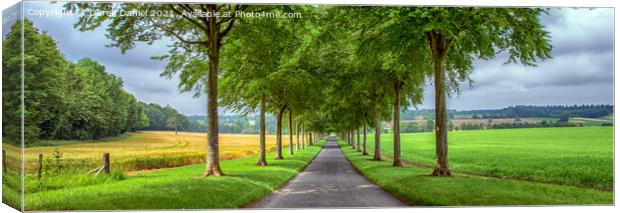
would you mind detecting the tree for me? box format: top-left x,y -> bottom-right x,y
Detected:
410,8 -> 552,176
288,109 -> 294,155
140,112 -> 151,129
67,3 -> 249,176
166,111 -> 184,135
257,98 -> 268,166
3,19 -> 67,144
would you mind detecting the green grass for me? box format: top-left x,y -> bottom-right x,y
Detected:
338,139 -> 613,205
20,140 -> 325,210
366,127 -> 613,190
2,171 -> 23,210
22,170 -> 126,193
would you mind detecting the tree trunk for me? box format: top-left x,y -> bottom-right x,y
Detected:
301,123 -> 305,150
373,106 -> 382,161
275,105 -> 286,160
309,132 -> 313,145
350,131 -> 353,145
204,6 -> 223,176
356,128 -> 361,152
392,84 -> 403,167
363,117 -> 368,155
296,119 -> 300,152
351,129 -> 356,149
429,32 -> 451,176
288,109 -> 294,155
257,97 -> 268,166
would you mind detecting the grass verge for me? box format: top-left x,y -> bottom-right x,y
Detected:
21,140 -> 325,210
337,139 -> 613,206
366,127 -> 613,190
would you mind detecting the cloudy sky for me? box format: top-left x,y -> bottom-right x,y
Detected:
10,2 -> 614,114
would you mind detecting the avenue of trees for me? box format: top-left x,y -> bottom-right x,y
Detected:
57,4 -> 552,177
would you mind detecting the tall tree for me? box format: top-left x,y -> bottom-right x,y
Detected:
409,8 -> 552,175
362,115 -> 369,155
257,97 -> 268,166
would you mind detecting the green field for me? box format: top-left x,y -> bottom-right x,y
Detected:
3,140 -> 325,210
339,139 -> 613,205
365,127 -> 613,190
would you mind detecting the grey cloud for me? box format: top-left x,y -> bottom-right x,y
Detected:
471,50 -> 612,89
543,8 -> 613,56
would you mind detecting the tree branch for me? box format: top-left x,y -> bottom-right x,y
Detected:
145,15 -> 207,45
169,4 -> 209,33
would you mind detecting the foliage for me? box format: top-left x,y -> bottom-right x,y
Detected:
140,102 -> 189,131
2,20 -> 144,144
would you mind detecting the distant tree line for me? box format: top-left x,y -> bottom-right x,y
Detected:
139,106 -> 288,135
466,105 -> 613,119
457,120 -> 582,131
185,115 -> 287,134
401,105 -> 613,120
139,103 -> 188,133
398,118 -> 585,133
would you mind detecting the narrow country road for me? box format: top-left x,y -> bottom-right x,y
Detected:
253,137 -> 407,208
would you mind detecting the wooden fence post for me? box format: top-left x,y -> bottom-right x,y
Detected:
103,153 -> 110,174
38,153 -> 43,179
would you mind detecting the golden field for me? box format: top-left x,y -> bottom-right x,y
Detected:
2,131 -> 295,173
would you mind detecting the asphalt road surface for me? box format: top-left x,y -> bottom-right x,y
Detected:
253,137 -> 407,208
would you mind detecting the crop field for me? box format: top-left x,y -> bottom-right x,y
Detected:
2,131 -> 294,174
365,127 -> 613,190
569,116 -> 613,126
